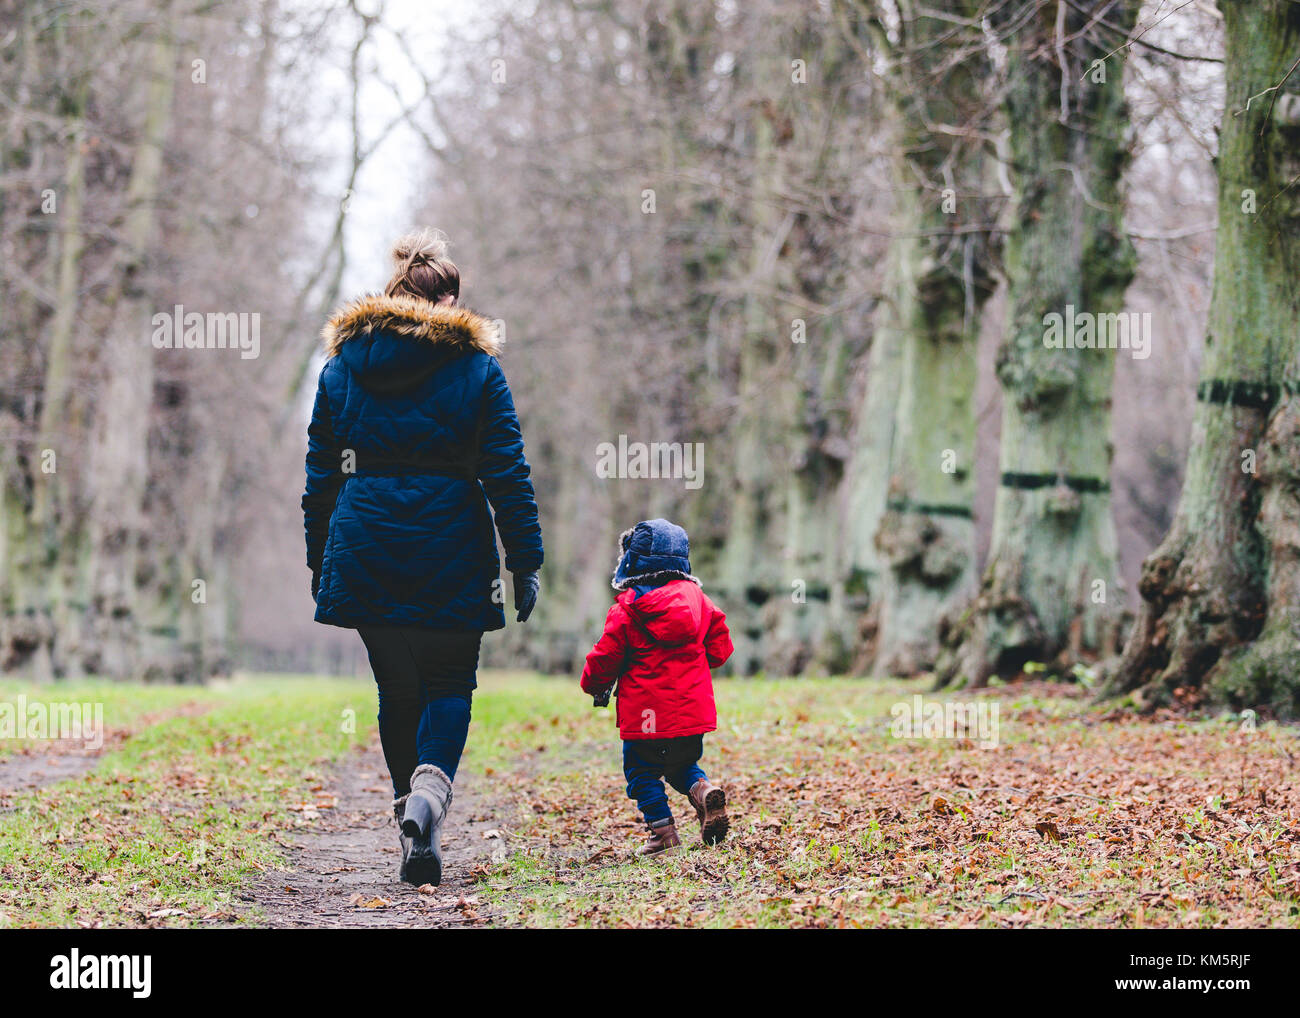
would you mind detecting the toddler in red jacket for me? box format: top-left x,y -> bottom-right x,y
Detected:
580,518 -> 734,855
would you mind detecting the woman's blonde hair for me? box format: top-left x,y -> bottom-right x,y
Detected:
384,228 -> 460,304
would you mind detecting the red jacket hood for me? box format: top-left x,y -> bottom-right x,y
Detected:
618,580 -> 706,647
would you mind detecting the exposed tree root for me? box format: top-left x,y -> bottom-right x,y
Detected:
933,586 -> 1045,689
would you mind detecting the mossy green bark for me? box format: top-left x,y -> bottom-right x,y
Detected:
868,0 -> 998,675
1108,0 -> 1300,714
718,85 -> 788,675
937,1 -> 1136,686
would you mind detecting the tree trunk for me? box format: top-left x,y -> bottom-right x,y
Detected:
84,7 -> 178,678
868,1 -> 998,676
937,0 -> 1136,687
767,15 -> 867,677
873,210 -> 983,675
1105,0 -> 1300,714
841,295 -> 904,668
5,7 -> 90,680
718,53 -> 792,675
772,310 -> 853,675
26,110 -> 85,681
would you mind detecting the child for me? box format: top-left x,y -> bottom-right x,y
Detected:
580,518 -> 734,855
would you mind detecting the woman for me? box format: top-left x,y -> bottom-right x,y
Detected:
302,230 -> 543,886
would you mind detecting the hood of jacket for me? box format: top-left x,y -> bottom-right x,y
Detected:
619,579 -> 706,647
321,293 -> 500,394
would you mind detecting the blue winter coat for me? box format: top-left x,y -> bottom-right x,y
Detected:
302,293 -> 543,632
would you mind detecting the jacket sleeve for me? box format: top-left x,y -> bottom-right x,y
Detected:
301,366 -> 344,594
476,358 -> 544,574
703,598 -> 733,668
580,604 -> 629,695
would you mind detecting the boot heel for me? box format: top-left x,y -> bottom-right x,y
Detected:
402,794 -> 432,839
405,845 -> 442,887
701,787 -> 729,845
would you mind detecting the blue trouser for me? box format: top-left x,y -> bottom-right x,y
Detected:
623,734 -> 708,824
358,626 -> 481,795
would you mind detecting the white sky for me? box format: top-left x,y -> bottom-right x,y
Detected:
332,0 -> 488,298
288,0 -> 488,406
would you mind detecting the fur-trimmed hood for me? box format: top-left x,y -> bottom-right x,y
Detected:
321,293 -> 500,359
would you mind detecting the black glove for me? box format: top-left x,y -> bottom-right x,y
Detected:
592,685 -> 612,708
513,570 -> 540,623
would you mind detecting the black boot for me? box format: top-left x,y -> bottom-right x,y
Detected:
401,764 -> 453,886
393,795 -> 416,883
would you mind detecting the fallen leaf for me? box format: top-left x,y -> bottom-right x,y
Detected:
348,894 -> 391,909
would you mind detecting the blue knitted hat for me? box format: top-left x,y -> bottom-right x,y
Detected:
611,518 -> 700,591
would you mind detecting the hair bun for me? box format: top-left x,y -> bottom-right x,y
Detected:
384,228 -> 461,304
392,227 -> 450,268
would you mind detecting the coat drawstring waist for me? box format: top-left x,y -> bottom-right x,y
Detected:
349,452 -> 476,480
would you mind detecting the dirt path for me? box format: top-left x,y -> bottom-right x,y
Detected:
0,701 -> 213,808
0,743 -> 105,801
243,738 -> 507,928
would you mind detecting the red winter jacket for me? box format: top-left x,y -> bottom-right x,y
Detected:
580,580 -> 733,740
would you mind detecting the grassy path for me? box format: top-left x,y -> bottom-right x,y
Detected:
0,677 -> 371,927
0,683 -> 217,796
2,673 -> 1299,928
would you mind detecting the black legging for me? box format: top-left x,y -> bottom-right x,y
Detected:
358,626 -> 482,795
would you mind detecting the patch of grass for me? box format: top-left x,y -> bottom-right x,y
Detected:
5,672 -> 1298,928
0,680 -> 214,757
0,675 -> 375,928
459,675 -> 1300,929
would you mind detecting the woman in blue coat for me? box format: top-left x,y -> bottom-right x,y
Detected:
302,230 -> 542,886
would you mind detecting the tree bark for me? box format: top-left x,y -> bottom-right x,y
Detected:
1105,0 -> 1300,714
867,0 -> 999,676
937,0 -> 1137,687
841,293 -> 904,667
84,6 -> 178,678
4,6 -> 89,680
718,47 -> 792,675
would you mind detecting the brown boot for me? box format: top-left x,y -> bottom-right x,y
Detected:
688,779 -> 729,845
640,816 -> 681,856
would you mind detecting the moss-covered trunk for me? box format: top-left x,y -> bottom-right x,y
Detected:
1105,0 -> 1300,714
841,308 -> 903,665
873,210 -> 982,674
718,44 -> 794,675
5,8 -> 90,679
771,311 -> 854,675
867,0 -> 998,676
937,0 -> 1136,686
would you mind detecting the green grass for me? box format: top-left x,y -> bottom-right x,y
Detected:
0,676 -> 374,927
3,672 -> 1299,928
0,679 -> 213,757
461,674 -> 1300,928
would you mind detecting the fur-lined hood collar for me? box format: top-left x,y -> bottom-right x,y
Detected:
321,293 -> 500,359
